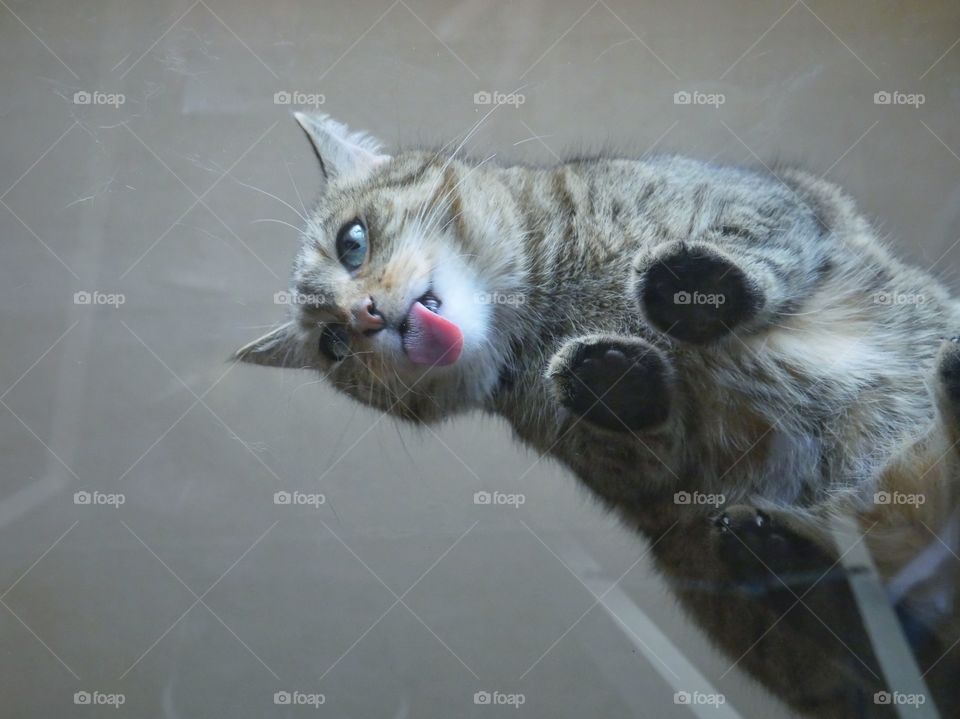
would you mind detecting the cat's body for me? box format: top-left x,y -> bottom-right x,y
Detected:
486,156 -> 955,518
237,113 -> 960,717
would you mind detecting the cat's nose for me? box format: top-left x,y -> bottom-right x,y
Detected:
352,297 -> 385,334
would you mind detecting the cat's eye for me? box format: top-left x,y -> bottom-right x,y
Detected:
335,219 -> 368,271
319,324 -> 350,362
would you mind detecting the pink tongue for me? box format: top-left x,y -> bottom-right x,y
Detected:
403,301 -> 464,366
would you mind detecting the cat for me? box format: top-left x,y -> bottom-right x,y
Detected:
235,112 -> 960,717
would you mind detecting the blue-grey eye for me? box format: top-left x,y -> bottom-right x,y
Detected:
336,220 -> 368,270
319,324 -> 350,362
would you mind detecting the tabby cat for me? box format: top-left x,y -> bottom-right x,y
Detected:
236,113 -> 960,717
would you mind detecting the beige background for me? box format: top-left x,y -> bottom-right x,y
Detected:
1,0 -> 959,716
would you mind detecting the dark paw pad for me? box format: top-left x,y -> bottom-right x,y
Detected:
638,245 -> 764,343
556,340 -> 672,432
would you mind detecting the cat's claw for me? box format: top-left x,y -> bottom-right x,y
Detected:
714,507 -> 771,535
547,335 -> 673,432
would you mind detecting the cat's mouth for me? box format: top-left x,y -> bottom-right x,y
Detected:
399,288 -> 464,367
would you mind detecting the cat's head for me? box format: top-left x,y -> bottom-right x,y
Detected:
235,113 -> 527,423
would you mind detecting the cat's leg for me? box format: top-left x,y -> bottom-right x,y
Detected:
546,334 -> 674,432
663,510 -> 887,712
712,506 -> 842,604
630,233 -> 826,344
710,504 -> 879,660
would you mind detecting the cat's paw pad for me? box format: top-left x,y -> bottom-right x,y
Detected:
547,336 -> 672,432
634,243 -> 764,343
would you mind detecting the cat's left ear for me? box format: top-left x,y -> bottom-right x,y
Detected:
232,322 -> 307,369
294,112 -> 390,180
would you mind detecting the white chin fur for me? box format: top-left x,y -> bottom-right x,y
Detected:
431,248 -> 491,356
429,249 -> 504,401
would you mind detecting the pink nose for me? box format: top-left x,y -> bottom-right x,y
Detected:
352,297 -> 384,333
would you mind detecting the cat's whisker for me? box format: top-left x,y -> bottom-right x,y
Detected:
420,153 -> 498,238
229,176 -> 307,222
437,106 -> 499,176
412,128 -> 498,238
251,218 -> 305,234
289,377 -> 328,394
283,158 -> 309,218
437,209 -> 467,236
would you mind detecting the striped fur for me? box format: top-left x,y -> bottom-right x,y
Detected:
236,115 -> 960,716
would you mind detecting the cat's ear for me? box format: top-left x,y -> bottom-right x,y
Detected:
232,322 -> 306,369
294,112 -> 390,180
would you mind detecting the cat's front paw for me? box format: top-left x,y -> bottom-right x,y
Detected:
547,335 -> 673,432
712,506 -> 837,589
633,242 -> 765,344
